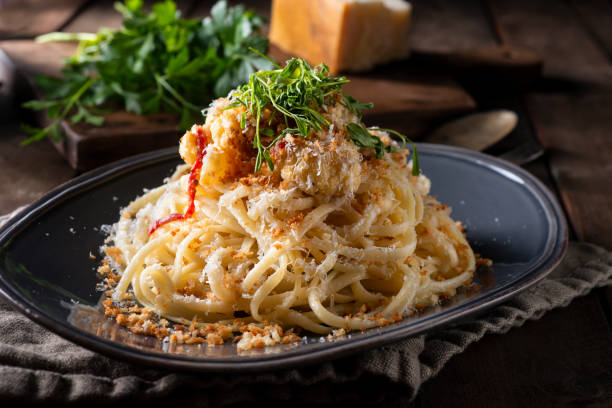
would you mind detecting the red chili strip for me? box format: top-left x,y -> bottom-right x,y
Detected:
149,127 -> 209,235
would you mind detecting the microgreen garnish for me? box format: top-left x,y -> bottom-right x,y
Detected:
228,57 -> 420,174
229,58 -> 349,172
342,95 -> 373,120
21,0 -> 274,145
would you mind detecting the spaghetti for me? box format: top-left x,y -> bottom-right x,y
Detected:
103,60 -> 476,348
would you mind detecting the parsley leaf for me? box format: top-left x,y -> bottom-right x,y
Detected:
22,0 -> 274,145
347,124 -> 421,175
341,95 -> 373,119
346,123 -> 388,159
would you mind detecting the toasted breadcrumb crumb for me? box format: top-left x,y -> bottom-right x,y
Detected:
98,258 -> 302,350
475,254 -> 493,267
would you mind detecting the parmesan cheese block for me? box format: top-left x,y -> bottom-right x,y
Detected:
269,0 -> 412,74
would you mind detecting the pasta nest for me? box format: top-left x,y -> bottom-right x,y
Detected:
110,100 -> 475,334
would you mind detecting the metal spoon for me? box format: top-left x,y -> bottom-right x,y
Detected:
426,110 -> 518,152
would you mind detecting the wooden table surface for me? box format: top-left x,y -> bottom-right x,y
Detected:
1,1 -> 611,407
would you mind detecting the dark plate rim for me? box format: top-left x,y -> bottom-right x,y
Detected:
0,144 -> 568,372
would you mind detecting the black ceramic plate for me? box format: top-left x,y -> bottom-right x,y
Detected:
0,144 -> 567,372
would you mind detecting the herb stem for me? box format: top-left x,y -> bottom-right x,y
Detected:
155,74 -> 201,112
35,32 -> 98,43
248,46 -> 280,69
61,78 -> 95,117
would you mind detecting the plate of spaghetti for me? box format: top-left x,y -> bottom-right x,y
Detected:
0,58 -> 567,371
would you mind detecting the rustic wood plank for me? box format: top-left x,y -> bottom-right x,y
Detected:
0,40 -> 75,78
525,92 -> 612,250
411,0 -> 542,93
598,287 -> 612,335
345,76 -> 475,115
410,0 -> 537,73
344,75 -> 476,137
56,111 -> 181,171
0,0 -> 89,40
0,122 -> 73,213
63,0 -> 197,33
61,0 -> 124,32
410,0 -> 496,54
488,0 -> 612,86
568,0 -> 612,61
0,50 -> 74,208
419,293 -> 612,407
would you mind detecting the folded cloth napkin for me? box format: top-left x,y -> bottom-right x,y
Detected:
0,208 -> 611,406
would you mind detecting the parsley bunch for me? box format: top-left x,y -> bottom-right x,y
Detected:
21,0 -> 273,145
229,57 -> 420,175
